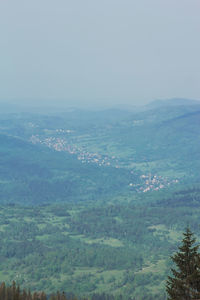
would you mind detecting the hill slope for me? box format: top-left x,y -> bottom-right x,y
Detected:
0,134 -> 138,204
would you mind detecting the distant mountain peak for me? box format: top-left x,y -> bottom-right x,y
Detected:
147,98 -> 200,109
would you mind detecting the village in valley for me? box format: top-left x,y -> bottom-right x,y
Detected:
30,127 -> 179,194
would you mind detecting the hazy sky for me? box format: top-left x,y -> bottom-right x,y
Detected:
0,0 -> 200,107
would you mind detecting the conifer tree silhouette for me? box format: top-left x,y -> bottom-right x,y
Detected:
166,227 -> 200,299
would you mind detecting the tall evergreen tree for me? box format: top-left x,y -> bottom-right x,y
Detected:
166,227 -> 200,299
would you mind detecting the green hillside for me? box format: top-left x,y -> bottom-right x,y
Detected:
0,134 -> 138,205
0,185 -> 200,299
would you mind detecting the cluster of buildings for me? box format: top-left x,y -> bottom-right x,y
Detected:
129,174 -> 179,193
30,134 -> 118,167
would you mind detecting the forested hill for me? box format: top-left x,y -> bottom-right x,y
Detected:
0,133 -> 137,205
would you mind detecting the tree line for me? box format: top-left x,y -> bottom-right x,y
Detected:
0,281 -> 118,300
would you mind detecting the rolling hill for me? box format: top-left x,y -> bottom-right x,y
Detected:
0,134 -> 137,204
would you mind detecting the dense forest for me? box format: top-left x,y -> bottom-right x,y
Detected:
0,185 -> 200,299
2,227 -> 200,300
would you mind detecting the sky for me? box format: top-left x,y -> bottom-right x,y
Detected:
0,0 -> 200,108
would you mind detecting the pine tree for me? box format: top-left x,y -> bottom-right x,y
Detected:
166,227 -> 200,299
0,282 -> 6,300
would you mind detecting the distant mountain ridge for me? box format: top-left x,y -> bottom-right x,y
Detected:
1,98 -> 200,114
146,98 -> 200,109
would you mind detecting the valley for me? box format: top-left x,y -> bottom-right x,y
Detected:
0,99 -> 200,299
